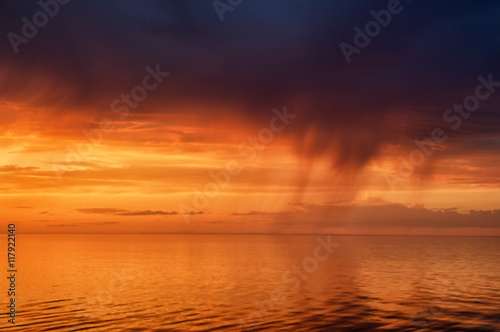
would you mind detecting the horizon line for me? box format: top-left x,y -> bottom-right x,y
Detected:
10,232 -> 500,237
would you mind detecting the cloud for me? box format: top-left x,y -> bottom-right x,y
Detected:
115,210 -> 177,216
76,208 -> 127,215
1,0 -> 498,185
272,202 -> 500,230
206,220 -> 232,224
230,211 -> 269,216
75,208 -> 178,216
183,210 -> 203,215
46,224 -> 77,227
0,165 -> 39,172
79,221 -> 119,225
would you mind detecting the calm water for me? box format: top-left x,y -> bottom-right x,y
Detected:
1,234 -> 499,331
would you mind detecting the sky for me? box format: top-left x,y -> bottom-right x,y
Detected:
1,0 -> 499,235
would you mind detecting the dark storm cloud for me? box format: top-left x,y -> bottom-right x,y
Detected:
1,0 -> 499,172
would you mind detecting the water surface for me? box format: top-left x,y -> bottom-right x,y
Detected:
1,234 -> 499,331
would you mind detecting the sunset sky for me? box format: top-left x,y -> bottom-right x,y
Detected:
1,0 -> 499,235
